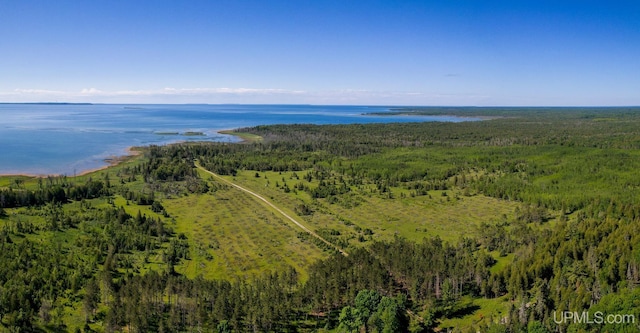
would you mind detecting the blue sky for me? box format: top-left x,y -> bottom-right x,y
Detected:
1,1 -> 639,105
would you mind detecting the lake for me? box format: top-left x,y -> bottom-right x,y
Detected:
0,104 -> 479,175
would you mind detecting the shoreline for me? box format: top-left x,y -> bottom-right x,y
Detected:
0,147 -> 143,179
0,129 -> 255,179
218,129 -> 262,143
76,147 -> 143,176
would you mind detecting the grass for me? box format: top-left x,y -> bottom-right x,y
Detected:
162,176 -> 326,281
0,175 -> 33,188
320,192 -> 518,243
221,170 -> 520,245
205,168 -> 522,332
490,251 -> 515,274
218,130 -> 263,143
438,295 -> 511,331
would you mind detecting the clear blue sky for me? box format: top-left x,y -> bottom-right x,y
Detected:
1,0 -> 639,105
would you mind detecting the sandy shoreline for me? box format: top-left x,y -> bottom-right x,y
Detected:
0,146 -> 143,178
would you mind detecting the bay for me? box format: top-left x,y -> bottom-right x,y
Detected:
0,104 -> 478,175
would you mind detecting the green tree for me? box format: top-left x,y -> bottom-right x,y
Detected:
217,320 -> 231,333
355,290 -> 382,331
369,296 -> 407,333
83,278 -> 100,322
338,306 -> 360,333
527,321 -> 549,333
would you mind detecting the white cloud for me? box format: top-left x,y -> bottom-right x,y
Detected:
156,87 -> 306,95
0,87 -> 490,105
12,88 -> 67,95
72,87 -> 306,97
80,88 -> 103,94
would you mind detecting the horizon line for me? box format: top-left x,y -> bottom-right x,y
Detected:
1,102 -> 640,108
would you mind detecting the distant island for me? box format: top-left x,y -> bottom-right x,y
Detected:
366,106 -> 640,117
183,131 -> 205,136
153,131 -> 205,136
154,131 -> 180,135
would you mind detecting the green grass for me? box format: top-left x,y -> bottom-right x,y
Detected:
222,170 -> 520,245
490,252 -> 515,274
320,192 -> 518,242
218,130 -> 263,143
438,295 -> 511,331
0,175 -> 34,188
162,177 -> 326,281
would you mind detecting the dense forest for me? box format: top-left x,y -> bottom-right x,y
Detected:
1,107 -> 640,332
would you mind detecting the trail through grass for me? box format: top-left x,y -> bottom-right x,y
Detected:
195,162 -> 349,256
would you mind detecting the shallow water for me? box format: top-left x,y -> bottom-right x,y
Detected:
0,104 -> 478,175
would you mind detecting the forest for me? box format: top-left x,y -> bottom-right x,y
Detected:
1,107 -> 640,332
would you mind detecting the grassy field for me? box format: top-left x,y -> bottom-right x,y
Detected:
162,184 -> 326,281
221,170 -> 521,245
205,169 -> 523,331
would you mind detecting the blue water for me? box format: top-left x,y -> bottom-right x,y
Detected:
0,104 -> 479,175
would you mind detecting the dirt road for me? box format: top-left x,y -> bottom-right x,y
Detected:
195,162 -> 348,256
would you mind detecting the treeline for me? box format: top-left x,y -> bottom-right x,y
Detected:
144,145 -> 198,181
0,185 -> 69,208
0,177 -> 162,210
240,108 -> 640,149
98,267 -> 299,332
81,236 -> 497,332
